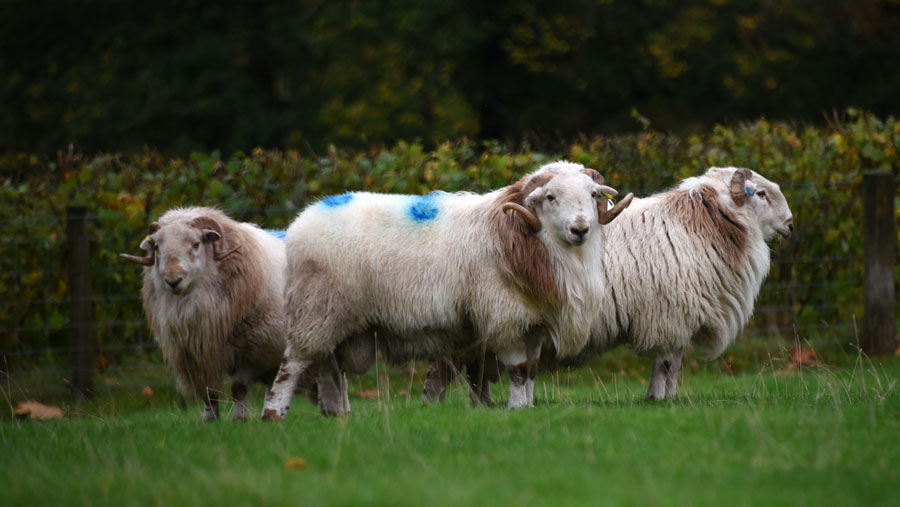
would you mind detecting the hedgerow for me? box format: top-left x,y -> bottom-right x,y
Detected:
1,110 -> 898,359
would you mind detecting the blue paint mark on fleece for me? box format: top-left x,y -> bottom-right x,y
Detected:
408,193 -> 440,222
266,229 -> 287,241
745,186 -> 755,197
321,193 -> 354,208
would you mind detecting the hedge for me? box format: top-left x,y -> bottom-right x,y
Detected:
2,110 -> 898,361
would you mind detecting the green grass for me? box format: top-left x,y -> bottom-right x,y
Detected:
2,348 -> 900,506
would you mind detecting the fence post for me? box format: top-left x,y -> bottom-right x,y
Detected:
862,171 -> 897,355
67,206 -> 95,398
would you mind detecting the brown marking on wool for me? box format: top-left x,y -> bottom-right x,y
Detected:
662,220 -> 680,268
508,362 -> 529,386
490,176 -> 559,307
664,185 -> 748,270
274,372 -> 291,384
261,408 -> 282,421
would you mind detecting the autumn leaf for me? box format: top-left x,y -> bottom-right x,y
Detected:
14,401 -> 64,420
285,457 -> 307,471
359,388 -> 379,399
792,344 -> 817,366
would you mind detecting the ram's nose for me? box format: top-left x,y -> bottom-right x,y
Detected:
165,277 -> 183,292
780,218 -> 794,239
569,224 -> 589,244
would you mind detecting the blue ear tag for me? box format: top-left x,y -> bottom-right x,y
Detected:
745,186 -> 755,197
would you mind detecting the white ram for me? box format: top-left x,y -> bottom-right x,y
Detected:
424,167 -> 793,402
262,161 -> 633,419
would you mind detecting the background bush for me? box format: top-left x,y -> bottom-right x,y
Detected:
1,111 -> 898,367
3,1 -> 900,154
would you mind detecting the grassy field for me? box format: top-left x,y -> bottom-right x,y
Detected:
2,345 -> 899,506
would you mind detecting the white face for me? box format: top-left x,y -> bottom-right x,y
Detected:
742,173 -> 794,241
525,172 -> 604,246
142,222 -> 220,294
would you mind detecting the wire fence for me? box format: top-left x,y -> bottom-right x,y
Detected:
1,174 -> 896,403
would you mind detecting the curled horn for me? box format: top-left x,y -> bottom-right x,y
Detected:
191,215 -> 242,262
582,168 -> 632,224
120,251 -> 155,266
213,243 -> 242,262
597,192 -> 634,225
730,168 -> 753,206
119,221 -> 159,266
501,203 -> 541,232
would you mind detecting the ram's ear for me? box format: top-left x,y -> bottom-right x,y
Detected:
202,229 -> 221,243
140,222 -> 161,250
581,168 -> 606,185
139,236 -> 155,251
729,168 -> 753,206
524,187 -> 546,208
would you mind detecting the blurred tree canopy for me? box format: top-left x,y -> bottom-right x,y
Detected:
2,0 -> 899,155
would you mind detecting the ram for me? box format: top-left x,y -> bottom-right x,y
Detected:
262,161 -> 633,419
121,207 -> 369,420
424,167 -> 793,402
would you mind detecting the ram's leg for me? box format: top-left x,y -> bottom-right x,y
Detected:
317,353 -> 351,417
524,338 -> 542,406
465,357 -> 492,406
262,343 -> 312,421
203,386 -> 221,422
663,350 -> 684,399
423,359 -> 453,403
295,364 -> 321,406
645,352 -> 680,401
230,378 -> 250,422
499,348 -> 530,409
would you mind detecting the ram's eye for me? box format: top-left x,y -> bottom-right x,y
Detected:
546,194 -> 556,202
193,242 -> 200,250
757,189 -> 767,198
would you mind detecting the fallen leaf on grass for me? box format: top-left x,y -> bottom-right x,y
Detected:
285,457 -> 307,471
142,386 -> 154,404
14,401 -> 64,420
359,388 -> 379,399
792,344 -> 817,366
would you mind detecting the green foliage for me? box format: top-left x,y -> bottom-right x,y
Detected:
1,112 -> 898,357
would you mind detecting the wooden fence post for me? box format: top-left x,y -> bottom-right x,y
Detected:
862,171 -> 897,355
67,206 -> 95,398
